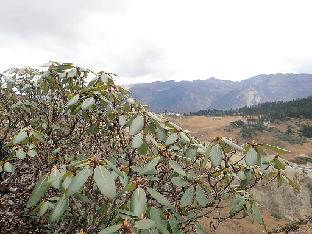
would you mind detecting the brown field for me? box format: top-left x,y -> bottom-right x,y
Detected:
169,115 -> 312,233
170,115 -> 312,162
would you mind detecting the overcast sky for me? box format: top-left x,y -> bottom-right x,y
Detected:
0,0 -> 312,84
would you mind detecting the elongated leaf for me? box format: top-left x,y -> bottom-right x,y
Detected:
165,133 -> 178,145
230,196 -> 246,215
140,157 -> 160,175
27,149 -> 37,158
131,188 -> 147,217
135,219 -> 156,230
94,165 -> 116,199
67,94 -> 79,106
132,133 -> 144,149
62,174 -> 73,190
38,201 -> 51,217
156,128 -> 166,141
15,148 -> 26,159
129,115 -> 144,136
180,186 -> 194,207
195,185 -> 208,207
171,176 -> 188,187
169,160 -> 186,176
273,157 -> 286,170
252,203 -> 264,225
49,194 -> 69,222
12,129 -> 28,145
81,97 -> 95,110
195,223 -> 205,234
210,144 -> 223,167
221,137 -> 244,151
185,147 -> 196,160
147,188 -> 173,208
180,132 -> 190,144
50,168 -> 62,189
263,144 -> 289,154
27,176 -> 50,208
3,162 -> 13,172
105,160 -> 123,177
67,168 -> 91,195
99,224 -> 122,234
245,147 -> 258,166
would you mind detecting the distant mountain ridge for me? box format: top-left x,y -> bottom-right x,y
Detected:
129,74 -> 312,113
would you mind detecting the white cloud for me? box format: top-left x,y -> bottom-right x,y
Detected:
0,0 -> 312,84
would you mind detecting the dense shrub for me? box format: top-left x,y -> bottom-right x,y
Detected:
300,125 -> 312,138
0,63 -> 298,233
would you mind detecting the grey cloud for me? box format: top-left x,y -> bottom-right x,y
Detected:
0,0 -> 128,40
115,40 -> 165,77
0,0 -> 166,79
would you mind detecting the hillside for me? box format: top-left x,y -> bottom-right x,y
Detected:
129,74 -> 312,112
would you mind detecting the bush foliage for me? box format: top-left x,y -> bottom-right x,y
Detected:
0,63 -> 298,233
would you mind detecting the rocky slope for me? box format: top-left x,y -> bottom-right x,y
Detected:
129,74 -> 312,112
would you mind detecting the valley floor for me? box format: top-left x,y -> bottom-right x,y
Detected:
169,115 -> 312,234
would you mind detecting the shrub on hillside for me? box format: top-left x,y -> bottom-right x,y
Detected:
0,63 -> 298,233
300,125 -> 312,138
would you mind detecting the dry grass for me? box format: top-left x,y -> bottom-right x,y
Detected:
170,116 -> 312,161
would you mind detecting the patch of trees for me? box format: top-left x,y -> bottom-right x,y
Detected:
191,96 -> 312,121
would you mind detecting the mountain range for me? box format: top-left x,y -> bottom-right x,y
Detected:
128,74 -> 312,113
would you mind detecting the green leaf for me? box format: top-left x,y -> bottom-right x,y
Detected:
245,147 -> 258,166
15,148 -> 26,159
263,144 -> 289,154
99,224 -> 122,234
27,176 -> 50,208
12,129 -> 28,145
50,167 -> 62,189
38,201 -> 51,217
81,97 -> 95,110
272,157 -> 286,170
105,160 -> 123,177
171,176 -> 188,187
230,195 -> 246,215
185,147 -> 197,160
210,144 -> 223,167
169,160 -> 186,176
140,157 -> 160,175
129,115 -> 144,136
180,186 -> 194,207
131,187 -> 147,217
180,132 -> 190,144
132,133 -> 144,149
62,174 -> 73,190
156,128 -> 166,141
49,194 -> 69,222
67,168 -> 91,195
94,165 -> 116,199
237,171 -> 246,180
3,162 -> 13,172
252,203 -> 264,225
147,188 -> 173,208
27,149 -> 37,158
194,223 -> 205,234
67,94 -> 80,106
195,185 -> 208,207
135,219 -> 156,230
221,137 -> 244,151
165,133 -> 178,145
